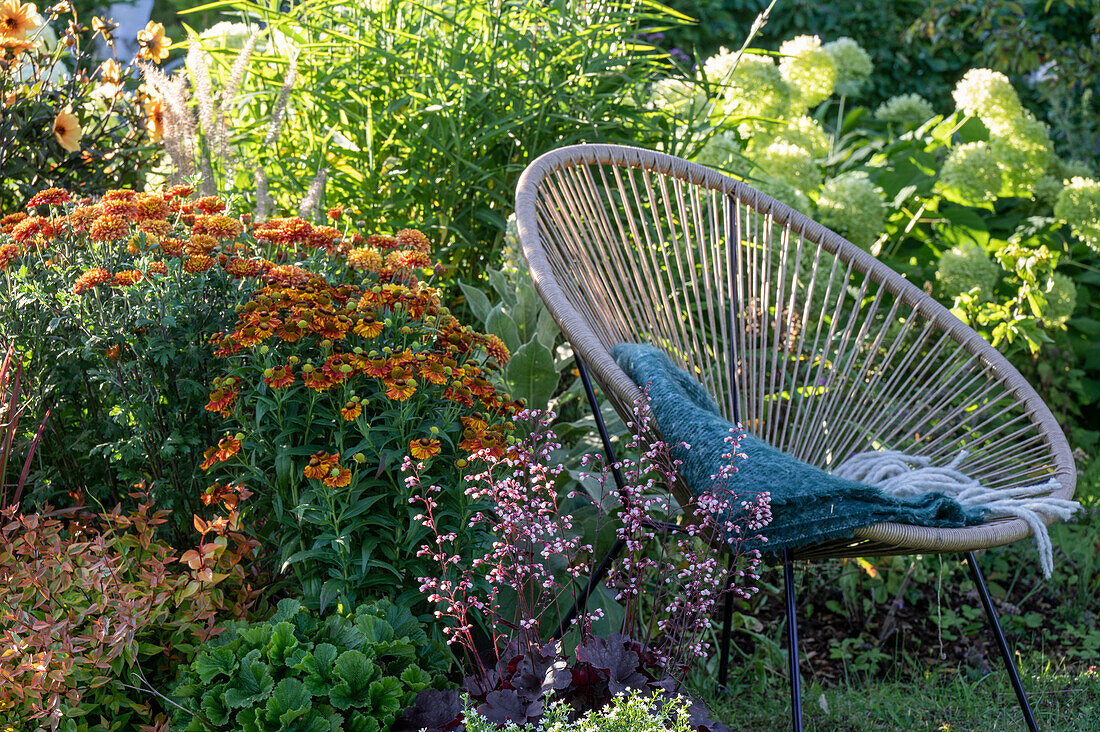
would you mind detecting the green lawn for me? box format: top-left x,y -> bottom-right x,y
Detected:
700,663 -> 1100,731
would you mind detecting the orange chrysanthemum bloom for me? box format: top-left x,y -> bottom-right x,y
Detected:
0,1 -> 38,40
194,196 -> 226,215
346,247 -> 384,272
0,242 -> 19,270
326,207 -> 343,220
194,214 -> 243,240
183,254 -> 214,274
68,205 -> 100,232
484,334 -> 510,365
304,451 -> 339,481
105,344 -> 120,361
307,225 -> 341,250
25,187 -> 70,208
385,249 -> 431,270
147,261 -> 168,276
367,234 -> 398,250
89,214 -> 127,241
395,229 -> 432,254
164,184 -> 194,200
73,267 -> 112,294
10,215 -> 45,243
100,197 -> 138,218
134,192 -> 169,221
140,219 -> 171,238
409,438 -> 441,461
136,20 -> 171,63
264,364 -> 295,389
0,212 -> 26,232
340,401 -> 363,421
225,257 -> 263,278
185,234 -> 217,256
159,237 -> 185,257
111,268 -> 143,286
214,435 -> 242,462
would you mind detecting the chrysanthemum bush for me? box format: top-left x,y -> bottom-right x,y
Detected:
0,2 -> 165,213
197,229 -> 521,612
393,401 -> 770,731
0,183 -> 350,536
0,493 -> 257,730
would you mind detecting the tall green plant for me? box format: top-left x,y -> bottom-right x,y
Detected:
178,0 -> 695,278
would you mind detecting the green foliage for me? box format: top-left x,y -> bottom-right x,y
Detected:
462,689 -> 698,732
199,231 -> 521,611
0,497 -> 255,730
0,4 -> 156,214
171,0 -> 694,279
0,186 -> 277,538
169,597 -> 451,732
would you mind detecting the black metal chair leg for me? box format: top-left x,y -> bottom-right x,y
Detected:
717,554 -> 736,692
784,549 -> 803,732
965,551 -> 1040,732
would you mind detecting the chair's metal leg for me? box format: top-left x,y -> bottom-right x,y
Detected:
553,358 -> 629,640
965,551 -> 1040,732
784,549 -> 803,732
717,554 -> 736,692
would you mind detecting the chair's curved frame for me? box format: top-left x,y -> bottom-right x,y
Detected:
516,143 -> 1074,731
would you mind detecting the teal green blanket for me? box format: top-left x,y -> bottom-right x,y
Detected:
610,344 -> 986,554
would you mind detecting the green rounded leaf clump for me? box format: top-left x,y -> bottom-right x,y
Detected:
170,598 -> 451,732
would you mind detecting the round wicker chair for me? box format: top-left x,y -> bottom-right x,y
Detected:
514,143 -> 1076,731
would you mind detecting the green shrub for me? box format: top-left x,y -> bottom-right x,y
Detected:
462,689 -> 698,732
169,597 -> 451,732
0,3 -> 157,213
167,0 -> 692,278
198,227 -> 522,611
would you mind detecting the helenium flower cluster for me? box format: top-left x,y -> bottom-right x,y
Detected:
815,171 -> 887,249
779,35 -> 836,110
1054,176 -> 1100,252
935,242 -> 1000,301
874,93 -> 934,127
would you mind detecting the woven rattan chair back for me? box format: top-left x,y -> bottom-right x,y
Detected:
515,144 -> 1076,559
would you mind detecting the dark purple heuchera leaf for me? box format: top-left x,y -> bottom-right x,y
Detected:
391,688 -> 463,732
477,689 -> 544,725
574,633 -> 651,694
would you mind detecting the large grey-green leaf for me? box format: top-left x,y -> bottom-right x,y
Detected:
505,340 -> 559,411
485,304 -> 521,352
457,280 -> 492,324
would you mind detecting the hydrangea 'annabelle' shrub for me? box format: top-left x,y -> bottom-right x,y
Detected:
1055,177 -> 1100,252
936,243 -> 1001,301
169,597 -> 450,732
873,93 -> 935,127
815,171 -> 887,249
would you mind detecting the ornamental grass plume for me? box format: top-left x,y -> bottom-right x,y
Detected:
778,35 -> 836,110
815,170 -> 887,250
1054,176 -> 1100,252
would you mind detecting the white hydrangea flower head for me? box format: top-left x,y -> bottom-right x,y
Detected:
935,242 -> 1000,301
1033,176 -> 1064,206
815,170 -> 887,250
874,93 -> 935,127
702,46 -> 740,86
649,77 -> 710,122
823,37 -> 873,97
939,142 -> 1003,204
952,68 -> 1024,132
988,114 -> 1053,196
1041,272 -> 1077,326
1054,177 -> 1100,252
779,35 -> 837,110
706,52 -> 792,134
695,130 -> 742,169
748,140 -> 822,193
780,115 -> 830,158
757,177 -> 812,214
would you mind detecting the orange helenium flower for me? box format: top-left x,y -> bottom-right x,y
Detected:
323,467 -> 352,488
340,401 -> 362,421
409,438 -> 441,460
214,435 -> 241,462
304,452 -> 338,481
264,365 -> 295,389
